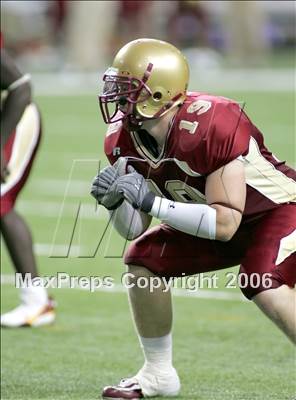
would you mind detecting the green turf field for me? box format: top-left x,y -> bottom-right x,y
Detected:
1,90 -> 295,400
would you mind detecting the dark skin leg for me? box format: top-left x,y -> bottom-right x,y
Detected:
0,209 -> 38,279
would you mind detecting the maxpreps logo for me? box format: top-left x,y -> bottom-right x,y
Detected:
15,273 -> 114,293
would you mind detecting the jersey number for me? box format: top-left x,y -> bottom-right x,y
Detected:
180,100 -> 212,134
147,179 -> 206,204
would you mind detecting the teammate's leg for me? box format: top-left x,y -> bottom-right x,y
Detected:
1,209 -> 38,278
0,209 -> 55,327
253,285 -> 296,344
1,104 -> 55,327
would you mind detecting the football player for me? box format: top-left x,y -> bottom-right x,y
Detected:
91,39 -> 296,399
0,36 -> 55,327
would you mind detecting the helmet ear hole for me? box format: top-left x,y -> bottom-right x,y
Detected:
153,91 -> 162,101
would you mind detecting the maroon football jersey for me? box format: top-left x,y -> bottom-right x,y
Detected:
104,92 -> 296,220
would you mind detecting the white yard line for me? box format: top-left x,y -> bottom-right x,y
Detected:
17,199 -> 108,219
2,242 -> 86,256
0,274 -> 247,302
28,178 -> 93,196
34,243 -> 82,256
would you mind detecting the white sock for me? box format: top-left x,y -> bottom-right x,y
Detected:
20,285 -> 48,306
139,333 -> 174,373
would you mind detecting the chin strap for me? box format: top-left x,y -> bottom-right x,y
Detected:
127,95 -> 183,128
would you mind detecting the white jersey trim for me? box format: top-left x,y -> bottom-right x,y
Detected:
1,103 -> 40,196
243,137 -> 296,204
8,74 -> 31,91
275,229 -> 296,266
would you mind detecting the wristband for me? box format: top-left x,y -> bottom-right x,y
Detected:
140,192 -> 156,213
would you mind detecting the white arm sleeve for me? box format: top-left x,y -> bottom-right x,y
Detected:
149,197 -> 216,240
109,200 -> 152,240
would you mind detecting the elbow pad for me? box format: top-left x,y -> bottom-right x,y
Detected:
110,200 -> 151,240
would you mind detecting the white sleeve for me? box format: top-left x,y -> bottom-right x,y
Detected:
149,197 -> 216,240
109,200 -> 152,240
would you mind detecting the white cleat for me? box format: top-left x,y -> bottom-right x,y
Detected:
102,365 -> 181,398
1,286 -> 56,328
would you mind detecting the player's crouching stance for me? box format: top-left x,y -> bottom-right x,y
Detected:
0,38 -> 55,327
91,39 -> 296,398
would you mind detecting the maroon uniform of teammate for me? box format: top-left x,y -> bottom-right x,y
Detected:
91,39 -> 296,399
1,34 -> 55,327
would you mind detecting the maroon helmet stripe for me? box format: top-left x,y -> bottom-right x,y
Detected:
142,63 -> 153,84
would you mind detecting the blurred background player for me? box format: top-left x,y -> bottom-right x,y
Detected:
0,35 -> 55,327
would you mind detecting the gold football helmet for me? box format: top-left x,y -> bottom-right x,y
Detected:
99,38 -> 189,124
